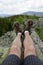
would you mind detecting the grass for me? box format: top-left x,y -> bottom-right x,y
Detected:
0,47 -> 9,64
36,26 -> 43,41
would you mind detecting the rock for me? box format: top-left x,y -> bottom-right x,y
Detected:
31,30 -> 43,46
0,31 -> 16,47
35,45 -> 43,61
32,19 -> 38,29
0,29 -> 43,64
0,47 -> 9,64
0,31 -> 16,64
38,18 -> 43,26
31,31 -> 43,59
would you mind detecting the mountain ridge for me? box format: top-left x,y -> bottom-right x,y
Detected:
23,11 -> 43,16
0,11 -> 43,18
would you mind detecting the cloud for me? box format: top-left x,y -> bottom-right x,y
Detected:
0,0 -> 43,14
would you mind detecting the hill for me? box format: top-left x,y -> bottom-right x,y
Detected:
23,11 -> 43,16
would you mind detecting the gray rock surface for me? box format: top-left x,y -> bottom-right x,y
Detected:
0,31 -> 16,64
0,31 -> 16,47
0,30 -> 43,64
0,46 -> 9,64
38,18 -> 43,26
31,30 -> 43,50
32,19 -> 39,29
31,30 -> 43,60
0,20 -> 43,64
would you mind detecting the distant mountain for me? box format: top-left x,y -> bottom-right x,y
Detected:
23,11 -> 43,16
0,11 -> 43,18
0,14 -> 21,18
0,14 -> 13,18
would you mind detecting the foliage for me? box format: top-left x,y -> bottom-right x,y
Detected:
0,15 -> 39,36
0,47 -> 9,64
36,26 -> 43,41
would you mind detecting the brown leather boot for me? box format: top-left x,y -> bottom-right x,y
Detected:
13,22 -> 22,35
22,19 -> 33,40
22,19 -> 33,35
24,19 -> 33,33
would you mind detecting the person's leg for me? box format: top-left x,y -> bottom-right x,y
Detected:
2,33 -> 22,65
24,31 -> 36,58
23,31 -> 43,65
9,33 -> 22,58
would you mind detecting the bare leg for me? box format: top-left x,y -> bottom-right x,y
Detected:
9,33 -> 22,58
24,31 -> 36,58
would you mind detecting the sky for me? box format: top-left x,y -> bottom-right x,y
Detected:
0,0 -> 43,15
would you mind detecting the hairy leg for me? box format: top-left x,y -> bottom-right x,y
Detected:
24,31 -> 36,58
9,33 -> 22,58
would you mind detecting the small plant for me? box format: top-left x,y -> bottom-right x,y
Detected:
36,26 -> 43,41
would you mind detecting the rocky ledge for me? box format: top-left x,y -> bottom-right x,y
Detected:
0,30 -> 43,64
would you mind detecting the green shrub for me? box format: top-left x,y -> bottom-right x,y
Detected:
0,15 -> 39,36
36,26 -> 43,41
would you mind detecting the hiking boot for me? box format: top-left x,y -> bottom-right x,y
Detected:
24,19 -> 33,32
13,22 -> 22,35
23,19 -> 33,34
